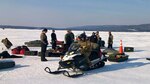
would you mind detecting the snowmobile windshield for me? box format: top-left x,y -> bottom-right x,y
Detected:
68,43 -> 80,52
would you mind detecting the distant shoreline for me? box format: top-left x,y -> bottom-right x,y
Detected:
1,23 -> 150,32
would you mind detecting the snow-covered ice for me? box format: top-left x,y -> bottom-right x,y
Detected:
0,29 -> 150,84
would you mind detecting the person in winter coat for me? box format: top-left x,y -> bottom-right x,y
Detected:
108,31 -> 113,48
70,30 -> 75,43
96,31 -> 101,41
40,28 -> 48,61
51,30 -> 57,51
78,34 -> 99,66
80,31 -> 87,40
90,32 -> 98,43
65,30 -> 74,50
96,31 -> 105,47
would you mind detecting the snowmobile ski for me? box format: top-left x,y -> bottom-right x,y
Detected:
63,71 -> 84,78
44,67 -> 66,74
45,67 -> 84,78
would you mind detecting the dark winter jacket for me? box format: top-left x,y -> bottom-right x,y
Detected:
65,33 -> 72,45
108,35 -> 113,44
51,33 -> 57,42
70,32 -> 75,43
40,32 -> 48,45
90,35 -> 98,43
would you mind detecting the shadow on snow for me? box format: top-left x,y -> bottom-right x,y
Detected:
82,59 -> 150,77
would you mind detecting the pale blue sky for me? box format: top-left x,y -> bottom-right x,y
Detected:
0,0 -> 150,27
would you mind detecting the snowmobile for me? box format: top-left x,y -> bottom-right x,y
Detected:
45,42 -> 107,78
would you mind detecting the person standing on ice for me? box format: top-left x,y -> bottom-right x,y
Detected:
70,30 -> 75,42
40,28 -> 48,61
65,30 -> 74,50
107,31 -> 113,48
51,30 -> 57,52
96,31 -> 101,41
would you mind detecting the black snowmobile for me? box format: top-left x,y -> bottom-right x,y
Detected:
45,42 -> 107,78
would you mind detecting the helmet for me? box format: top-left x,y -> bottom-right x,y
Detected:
79,33 -> 87,41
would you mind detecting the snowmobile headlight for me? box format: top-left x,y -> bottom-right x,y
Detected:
67,62 -> 71,64
69,51 -> 74,55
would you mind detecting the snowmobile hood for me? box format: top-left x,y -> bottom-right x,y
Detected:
62,53 -> 81,61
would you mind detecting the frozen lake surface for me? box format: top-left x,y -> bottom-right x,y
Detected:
0,29 -> 150,84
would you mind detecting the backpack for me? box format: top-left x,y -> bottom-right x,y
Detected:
1,38 -> 13,49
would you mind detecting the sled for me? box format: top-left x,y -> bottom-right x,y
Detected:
0,51 -> 23,59
0,60 -> 15,69
24,40 -> 41,47
108,54 -> 129,62
124,47 -> 134,52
